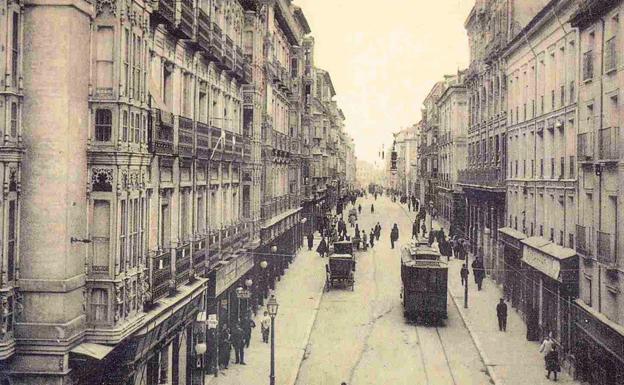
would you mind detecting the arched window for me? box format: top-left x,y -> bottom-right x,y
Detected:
95,109 -> 112,142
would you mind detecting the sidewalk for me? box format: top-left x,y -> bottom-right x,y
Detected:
446,258 -> 580,385
206,239 -> 326,385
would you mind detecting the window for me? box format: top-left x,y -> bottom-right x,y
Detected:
96,26 -> 114,93
123,28 -> 130,96
560,85 -> 565,105
134,113 -> 141,143
583,275 -> 592,306
583,51 -> 594,80
95,109 -> 112,142
540,159 -> 544,178
92,200 -> 111,268
540,224 -> 544,236
560,157 -> 565,178
540,95 -> 545,113
129,199 -> 138,267
569,233 -> 574,249
181,190 -> 189,241
569,81 -> 575,103
10,102 -> 18,138
11,13 -> 19,87
551,158 -> 555,178
122,111 -> 128,142
569,156 -> 575,178
7,201 -> 16,281
531,159 -> 535,177
91,289 -> 108,322
120,200 -> 127,270
605,37 -> 617,72
133,34 -> 141,100
163,65 -> 173,109
551,89 -> 555,109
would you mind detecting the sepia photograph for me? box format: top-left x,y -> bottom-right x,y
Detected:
0,0 -> 621,384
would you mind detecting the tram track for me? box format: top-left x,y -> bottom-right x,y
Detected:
397,200 -> 459,385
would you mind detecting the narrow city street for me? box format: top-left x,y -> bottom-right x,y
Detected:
295,196 -> 491,385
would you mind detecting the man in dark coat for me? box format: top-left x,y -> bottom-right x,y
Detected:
496,298 -> 508,332
241,316 -> 256,348
231,323 -> 246,364
369,229 -> 375,248
472,258 -> 485,290
219,327 -> 231,369
375,222 -> 381,240
412,220 -> 419,239
390,224 -> 399,249
307,233 -> 314,251
316,237 -> 327,257
460,263 -> 469,287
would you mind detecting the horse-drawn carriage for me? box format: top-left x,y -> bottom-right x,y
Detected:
325,241 -> 355,291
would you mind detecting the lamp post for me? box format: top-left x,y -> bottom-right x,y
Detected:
271,245 -> 280,282
244,278 -> 253,316
235,286 -> 244,322
260,260 -> 268,303
266,295 -> 279,385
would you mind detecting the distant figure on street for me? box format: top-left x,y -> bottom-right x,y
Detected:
307,233 -> 314,251
421,222 -> 427,238
358,204 -> 362,215
241,316 -> 256,348
496,298 -> 508,332
375,222 -> 381,240
219,327 -> 232,369
390,223 -> 399,249
412,219 -> 419,239
408,200 -> 411,211
428,229 -> 435,246
472,258 -> 485,290
460,263 -> 469,287
540,333 -> 555,356
369,229 -> 375,248
371,204 -> 375,213
231,323 -> 245,365
361,231 -> 368,251
545,345 -> 561,381
316,237 -> 328,258
260,311 -> 271,343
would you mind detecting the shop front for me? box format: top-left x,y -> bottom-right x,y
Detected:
498,227 -> 526,309
520,237 -> 578,345
572,300 -> 624,385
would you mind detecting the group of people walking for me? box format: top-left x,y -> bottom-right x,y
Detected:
217,315 -> 257,369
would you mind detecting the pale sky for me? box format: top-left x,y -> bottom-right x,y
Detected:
294,0 -> 475,165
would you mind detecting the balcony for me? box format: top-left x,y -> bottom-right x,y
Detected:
598,127 -> 620,162
233,47 -> 244,80
150,109 -> 175,155
148,250 -> 172,304
192,237 -> 207,271
597,231 -> 616,266
151,0 -> 175,26
457,166 -> 505,189
577,132 -> 593,162
223,36 -> 234,71
210,22 -> 223,60
175,0 -> 194,39
178,116 -> 194,158
576,224 -> 591,258
175,243 -> 192,286
196,121 -> 211,160
197,9 -> 211,53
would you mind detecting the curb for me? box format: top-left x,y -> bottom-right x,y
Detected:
448,283 -> 502,385
288,276 -> 326,385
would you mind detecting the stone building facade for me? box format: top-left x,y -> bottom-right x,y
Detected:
0,0 -> 352,384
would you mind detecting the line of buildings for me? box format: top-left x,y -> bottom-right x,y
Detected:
390,1 -> 623,384
0,0 -> 355,384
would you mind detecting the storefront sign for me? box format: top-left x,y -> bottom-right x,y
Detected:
214,253 -> 253,296
522,246 -> 560,281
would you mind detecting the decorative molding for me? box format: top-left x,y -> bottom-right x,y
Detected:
92,168 -> 113,192
95,0 -> 116,16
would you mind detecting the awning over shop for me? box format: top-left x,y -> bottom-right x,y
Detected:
70,343 -> 114,360
521,236 -> 576,281
498,227 -> 527,249
214,253 -> 254,297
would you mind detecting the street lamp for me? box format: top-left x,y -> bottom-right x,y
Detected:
260,260 -> 268,303
266,295 -> 279,385
235,286 -> 244,321
245,278 -> 253,316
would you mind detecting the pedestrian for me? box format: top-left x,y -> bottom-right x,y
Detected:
231,323 -> 245,364
421,222 -> 427,238
219,327 -> 232,369
472,258 -> 485,290
460,263 -> 469,287
390,223 -> 399,249
316,237 -> 328,258
307,232 -> 314,251
408,200 -> 411,211
241,315 -> 256,348
362,230 -> 368,251
358,204 -> 362,215
428,229 -> 435,246
369,229 -> 375,248
540,332 -> 555,356
375,222 -> 381,241
496,298 -> 508,332
355,224 -> 360,238
260,311 -> 270,343
412,219 -> 419,239
545,344 -> 561,381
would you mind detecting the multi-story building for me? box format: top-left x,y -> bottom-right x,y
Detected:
498,0 -> 579,360
461,0 -> 547,279
570,1 -> 624,383
436,72 -> 468,235
418,81 -> 446,209
0,0 -> 351,384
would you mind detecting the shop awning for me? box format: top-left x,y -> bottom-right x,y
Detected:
521,236 -> 576,281
70,343 -> 114,360
498,227 -> 527,240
